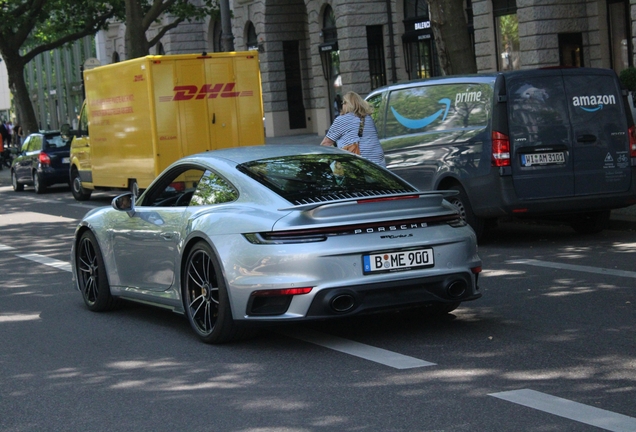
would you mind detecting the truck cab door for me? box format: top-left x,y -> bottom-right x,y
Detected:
71,103 -> 92,183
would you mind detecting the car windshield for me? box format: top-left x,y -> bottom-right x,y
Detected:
237,153 -> 416,205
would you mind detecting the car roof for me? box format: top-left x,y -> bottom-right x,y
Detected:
181,144 -> 344,165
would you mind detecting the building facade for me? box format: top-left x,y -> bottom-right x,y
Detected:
92,0 -> 636,138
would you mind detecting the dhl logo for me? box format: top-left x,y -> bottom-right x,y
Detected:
160,83 -> 253,102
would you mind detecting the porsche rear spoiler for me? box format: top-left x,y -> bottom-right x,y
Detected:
278,190 -> 458,212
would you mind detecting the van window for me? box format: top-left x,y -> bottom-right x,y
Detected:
507,76 -> 569,145
384,83 -> 493,138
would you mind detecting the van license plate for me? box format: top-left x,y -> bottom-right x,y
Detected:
363,248 -> 434,274
521,152 -> 565,166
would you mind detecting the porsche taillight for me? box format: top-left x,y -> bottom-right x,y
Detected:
491,131 -> 511,167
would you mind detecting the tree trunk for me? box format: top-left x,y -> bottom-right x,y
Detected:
125,0 -> 150,58
428,0 -> 477,76
4,54 -> 39,135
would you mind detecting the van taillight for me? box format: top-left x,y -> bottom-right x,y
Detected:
38,152 -> 51,167
629,125 -> 636,157
491,131 -> 511,167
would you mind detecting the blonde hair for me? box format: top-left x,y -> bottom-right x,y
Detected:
341,91 -> 373,117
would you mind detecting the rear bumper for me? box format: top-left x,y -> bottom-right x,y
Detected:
471,168 -> 636,218
303,271 -> 480,319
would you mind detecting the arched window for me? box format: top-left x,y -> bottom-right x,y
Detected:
246,22 -> 258,51
112,51 -> 120,63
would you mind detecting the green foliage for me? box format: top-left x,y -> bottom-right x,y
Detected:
619,67 -> 636,91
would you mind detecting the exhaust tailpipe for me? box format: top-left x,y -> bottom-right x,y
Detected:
329,293 -> 356,313
446,280 -> 467,298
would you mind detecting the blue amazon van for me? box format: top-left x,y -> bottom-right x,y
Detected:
366,67 -> 636,238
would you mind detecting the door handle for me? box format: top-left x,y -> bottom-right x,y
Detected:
160,232 -> 174,240
212,113 -> 216,124
576,134 -> 596,143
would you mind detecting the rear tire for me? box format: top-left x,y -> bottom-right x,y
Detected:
33,172 -> 46,194
182,242 -> 243,344
71,168 -> 92,201
11,170 -> 23,192
446,185 -> 486,240
570,211 -> 610,234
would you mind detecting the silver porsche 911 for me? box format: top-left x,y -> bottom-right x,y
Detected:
72,145 -> 482,343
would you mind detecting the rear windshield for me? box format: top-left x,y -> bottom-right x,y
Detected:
237,154 -> 416,205
45,135 -> 70,149
384,83 -> 493,138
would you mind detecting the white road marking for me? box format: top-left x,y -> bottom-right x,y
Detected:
490,389 -> 636,432
0,243 -> 15,251
508,259 -> 636,279
280,328 -> 436,369
16,253 -> 72,273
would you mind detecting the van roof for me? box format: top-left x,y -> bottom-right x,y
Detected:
368,67 -> 621,98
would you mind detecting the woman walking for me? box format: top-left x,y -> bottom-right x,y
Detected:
320,91 -> 385,167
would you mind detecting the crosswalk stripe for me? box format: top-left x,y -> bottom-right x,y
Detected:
279,328 -> 436,369
16,253 -> 72,272
508,259 -> 636,279
490,389 -> 636,432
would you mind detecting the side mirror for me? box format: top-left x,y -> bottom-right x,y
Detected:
112,192 -> 135,217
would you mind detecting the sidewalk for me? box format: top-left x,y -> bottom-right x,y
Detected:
2,137 -> 635,231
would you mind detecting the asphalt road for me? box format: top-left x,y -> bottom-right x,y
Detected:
1,176 -> 635,431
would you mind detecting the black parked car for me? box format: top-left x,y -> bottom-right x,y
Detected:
11,131 -> 71,193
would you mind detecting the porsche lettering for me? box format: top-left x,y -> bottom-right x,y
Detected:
354,222 -> 428,234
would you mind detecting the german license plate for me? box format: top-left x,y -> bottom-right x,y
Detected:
62,157 -> 70,164
363,248 -> 434,274
521,152 -> 565,166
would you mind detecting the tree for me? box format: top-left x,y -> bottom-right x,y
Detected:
124,0 -> 220,59
427,0 -> 477,75
0,0 -> 124,135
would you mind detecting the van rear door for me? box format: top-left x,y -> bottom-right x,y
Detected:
562,69 -> 632,196
506,71 -> 574,199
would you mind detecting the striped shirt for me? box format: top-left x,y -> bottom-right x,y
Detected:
326,113 -> 386,167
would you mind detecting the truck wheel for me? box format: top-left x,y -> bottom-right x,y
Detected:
71,169 -> 92,201
446,185 -> 485,240
129,180 -> 139,197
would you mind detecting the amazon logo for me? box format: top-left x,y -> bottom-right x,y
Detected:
391,98 -> 451,129
572,94 -> 616,112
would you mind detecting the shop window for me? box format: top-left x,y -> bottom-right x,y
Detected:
320,5 -> 341,122
283,40 -> 307,130
493,0 -> 519,71
607,0 -> 632,73
402,0 -> 436,79
367,26 -> 386,90
558,33 -> 583,67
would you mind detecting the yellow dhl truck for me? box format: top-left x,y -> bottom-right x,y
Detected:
69,52 -> 264,201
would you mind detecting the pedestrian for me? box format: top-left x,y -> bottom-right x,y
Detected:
320,91 -> 386,167
13,124 -> 23,148
0,121 -> 9,149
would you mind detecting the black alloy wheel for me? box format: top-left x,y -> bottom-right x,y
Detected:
183,242 -> 240,344
76,231 -> 118,311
